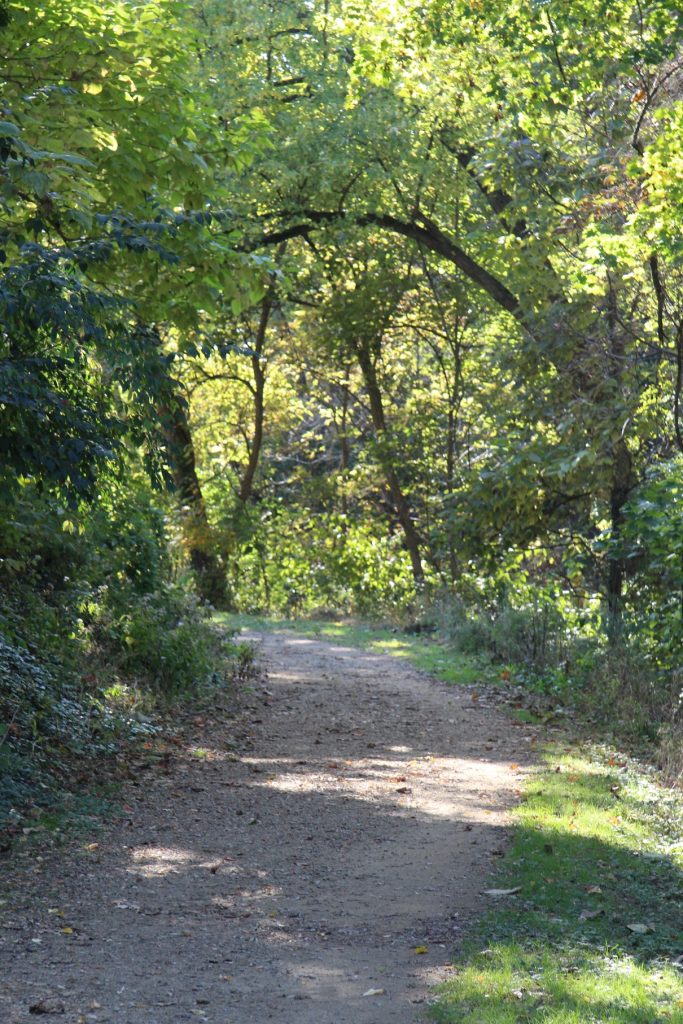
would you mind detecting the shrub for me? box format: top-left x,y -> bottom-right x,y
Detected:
0,478 -> 241,832
233,506 -> 417,616
98,582 -> 230,698
0,631 -> 157,827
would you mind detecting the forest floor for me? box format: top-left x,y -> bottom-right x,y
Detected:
0,628 -> 534,1024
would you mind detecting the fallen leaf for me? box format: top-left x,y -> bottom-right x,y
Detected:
627,922 -> 655,934
414,945 -> 429,954
585,885 -> 603,895
579,909 -> 604,921
395,786 -> 412,794
59,927 -> 73,935
362,988 -> 386,997
483,887 -> 521,897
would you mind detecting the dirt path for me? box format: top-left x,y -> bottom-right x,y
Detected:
0,630 -> 533,1023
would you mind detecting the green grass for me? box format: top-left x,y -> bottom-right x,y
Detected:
432,751 -> 683,1024
216,611 -> 486,686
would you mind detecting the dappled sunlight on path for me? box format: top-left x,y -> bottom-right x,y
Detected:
0,631 -> 534,1024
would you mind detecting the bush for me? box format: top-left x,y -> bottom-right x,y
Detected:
620,460 -> 683,674
0,477 -> 241,832
233,506 -> 417,616
433,588 -> 586,681
432,584 -> 682,765
95,581 -> 230,698
0,630 -> 157,826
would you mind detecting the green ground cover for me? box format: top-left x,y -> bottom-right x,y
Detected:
432,750 -> 683,1023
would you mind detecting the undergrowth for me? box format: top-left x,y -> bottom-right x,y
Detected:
0,484 -> 252,839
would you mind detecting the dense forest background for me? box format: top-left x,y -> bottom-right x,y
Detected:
1,0 -> 682,823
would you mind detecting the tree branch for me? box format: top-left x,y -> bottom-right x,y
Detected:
256,208 -> 524,320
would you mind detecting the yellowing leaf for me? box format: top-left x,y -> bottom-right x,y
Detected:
414,945 -> 429,954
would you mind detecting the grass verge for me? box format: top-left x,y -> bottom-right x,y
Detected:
432,749 -> 683,1024
216,612 -> 485,686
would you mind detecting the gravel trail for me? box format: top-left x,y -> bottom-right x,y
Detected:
0,630 -> 532,1023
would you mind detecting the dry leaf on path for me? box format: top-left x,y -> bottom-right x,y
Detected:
484,886 -> 521,897
362,988 -> 386,997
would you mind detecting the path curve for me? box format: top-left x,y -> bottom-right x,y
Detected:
0,630 -> 533,1023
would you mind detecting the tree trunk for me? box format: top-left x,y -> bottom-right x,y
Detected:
354,340 -> 424,584
606,437 -> 632,639
238,295 -> 271,504
605,282 -> 633,640
446,405 -> 459,585
161,397 -> 227,607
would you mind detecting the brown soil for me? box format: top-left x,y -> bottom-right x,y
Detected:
0,629 -> 534,1023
